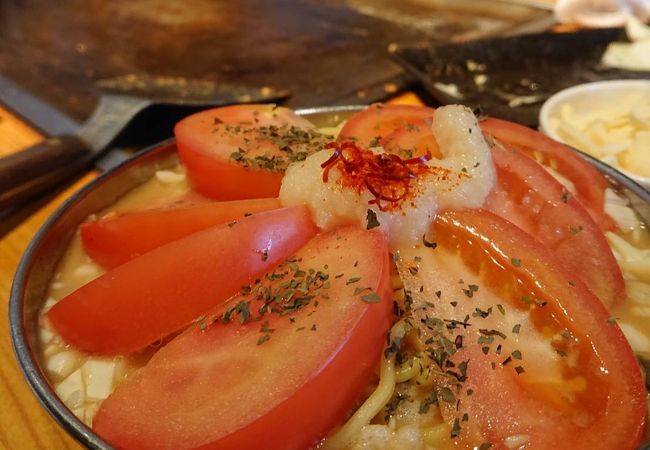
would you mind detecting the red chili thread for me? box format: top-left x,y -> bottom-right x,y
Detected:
320,141 -> 448,211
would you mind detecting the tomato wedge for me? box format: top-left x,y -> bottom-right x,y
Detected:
338,104 -> 434,148
375,109 -> 623,308
175,105 -> 330,200
383,118 -> 442,159
92,226 -> 393,450
480,118 -> 616,231
48,206 -> 317,355
397,209 -> 645,449
80,198 -> 281,268
485,142 -> 625,308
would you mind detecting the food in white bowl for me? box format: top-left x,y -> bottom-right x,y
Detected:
539,79 -> 650,189
36,104 -> 649,449
601,17 -> 650,71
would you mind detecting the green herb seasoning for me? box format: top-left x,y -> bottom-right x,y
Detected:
366,209 -> 381,230
418,390 -> 439,414
569,225 -> 583,235
438,387 -> 456,403
361,292 -> 381,303
463,284 -> 479,298
223,124 -> 332,172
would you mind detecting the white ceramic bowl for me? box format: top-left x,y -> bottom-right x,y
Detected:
539,79 -> 650,190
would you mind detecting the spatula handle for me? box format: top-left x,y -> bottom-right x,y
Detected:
0,135 -> 94,209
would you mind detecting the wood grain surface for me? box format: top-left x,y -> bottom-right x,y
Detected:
0,106 -> 90,450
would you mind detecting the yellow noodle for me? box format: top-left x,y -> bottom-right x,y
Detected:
621,259 -> 650,282
607,232 -> 647,260
607,232 -> 650,282
404,329 -> 425,352
394,355 -> 438,386
413,362 -> 438,387
395,358 -> 420,383
321,355 -> 396,449
422,422 -> 452,447
321,322 -> 406,450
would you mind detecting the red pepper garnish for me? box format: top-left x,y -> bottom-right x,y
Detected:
320,141 -> 448,211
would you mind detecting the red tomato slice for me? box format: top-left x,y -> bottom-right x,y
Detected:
175,105 -> 330,200
338,104 -> 434,148
383,117 -> 442,159
398,209 -> 645,449
80,198 -> 281,268
376,110 -> 623,308
480,118 -> 616,231
485,142 -> 625,308
92,226 -> 393,450
48,206 -> 318,355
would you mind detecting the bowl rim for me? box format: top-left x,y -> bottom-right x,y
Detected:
8,105 -> 650,449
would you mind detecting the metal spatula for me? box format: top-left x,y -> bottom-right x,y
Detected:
0,74 -> 290,209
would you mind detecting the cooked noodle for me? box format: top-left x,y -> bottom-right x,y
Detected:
321,324 -> 401,449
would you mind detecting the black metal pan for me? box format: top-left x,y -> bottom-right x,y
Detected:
390,28 -> 650,127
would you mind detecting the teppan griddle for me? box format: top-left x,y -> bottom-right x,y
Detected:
0,0 -> 551,121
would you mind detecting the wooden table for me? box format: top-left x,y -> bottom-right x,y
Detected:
0,92 -> 427,449
0,106 -> 90,449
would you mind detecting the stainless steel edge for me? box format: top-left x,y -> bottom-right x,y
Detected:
77,95 -> 151,153
576,148 -> 650,223
0,73 -> 79,136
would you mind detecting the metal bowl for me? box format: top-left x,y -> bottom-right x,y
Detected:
8,106 -> 650,449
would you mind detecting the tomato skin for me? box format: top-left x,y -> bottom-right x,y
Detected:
178,149 -> 285,200
383,118 -> 442,159
485,142 -> 625,308
92,227 -> 393,450
338,104 -> 434,148
175,105 -> 321,200
80,198 -> 281,268
480,118 -> 616,231
374,109 -> 623,308
48,206 -> 318,355
430,210 -> 646,449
